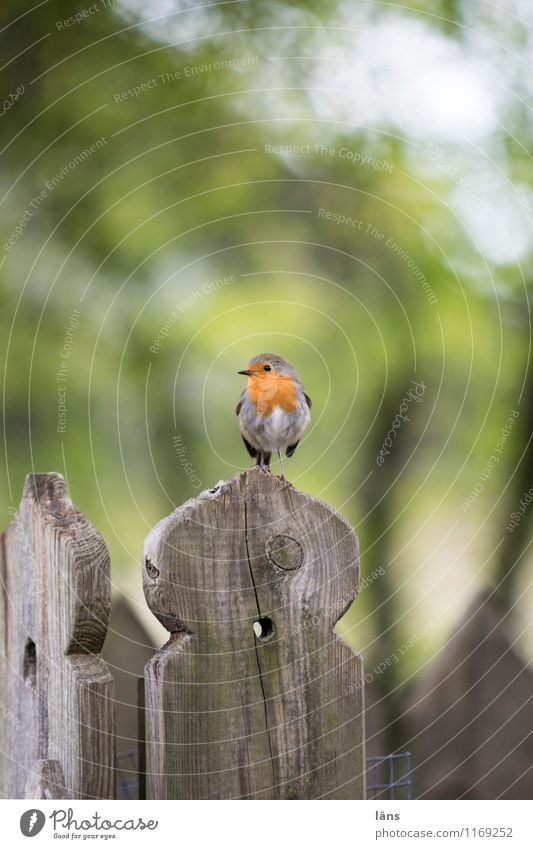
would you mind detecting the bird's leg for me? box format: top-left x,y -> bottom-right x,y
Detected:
277,449 -> 286,482
256,452 -> 270,474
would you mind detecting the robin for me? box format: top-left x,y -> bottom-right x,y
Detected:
236,353 -> 312,478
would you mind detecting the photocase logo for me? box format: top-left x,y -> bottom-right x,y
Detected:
20,809 -> 46,837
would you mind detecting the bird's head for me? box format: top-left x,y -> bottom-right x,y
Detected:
237,353 -> 296,382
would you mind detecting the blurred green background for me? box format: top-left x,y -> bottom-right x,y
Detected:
1,0 -> 531,755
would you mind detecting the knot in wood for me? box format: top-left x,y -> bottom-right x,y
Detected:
265,534 -> 303,572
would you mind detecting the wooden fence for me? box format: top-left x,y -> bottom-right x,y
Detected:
0,469 -> 365,800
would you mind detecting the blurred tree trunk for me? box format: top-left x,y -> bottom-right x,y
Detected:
496,361 -> 533,610
359,372 -> 416,754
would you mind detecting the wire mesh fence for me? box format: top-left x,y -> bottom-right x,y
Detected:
115,750 -> 141,800
366,752 -> 413,800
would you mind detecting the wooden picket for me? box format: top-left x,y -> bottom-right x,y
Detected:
142,467 -> 365,799
0,473 -> 114,799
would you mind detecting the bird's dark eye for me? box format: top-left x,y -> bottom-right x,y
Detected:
264,364 -> 272,372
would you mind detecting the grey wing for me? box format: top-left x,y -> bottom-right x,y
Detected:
286,441 -> 299,457
236,392 -> 257,458
241,434 -> 258,458
235,391 -> 245,415
286,390 -> 312,457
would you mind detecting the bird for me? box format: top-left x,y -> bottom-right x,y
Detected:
236,353 -> 312,479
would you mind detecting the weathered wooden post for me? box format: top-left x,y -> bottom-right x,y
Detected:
143,467 -> 365,799
0,473 -> 115,799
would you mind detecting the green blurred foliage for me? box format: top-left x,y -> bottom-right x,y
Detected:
1,0 -> 531,738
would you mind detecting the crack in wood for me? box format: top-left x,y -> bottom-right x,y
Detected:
243,495 -> 276,783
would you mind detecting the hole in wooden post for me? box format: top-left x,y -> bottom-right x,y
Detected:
145,557 -> 159,580
253,617 -> 275,642
23,639 -> 36,688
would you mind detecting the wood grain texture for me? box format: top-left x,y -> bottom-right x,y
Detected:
0,473 -> 115,799
143,467 -> 365,799
25,760 -> 67,799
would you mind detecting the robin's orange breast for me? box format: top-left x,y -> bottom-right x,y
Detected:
247,373 -> 298,415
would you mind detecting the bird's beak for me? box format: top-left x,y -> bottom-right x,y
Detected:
238,369 -> 253,376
